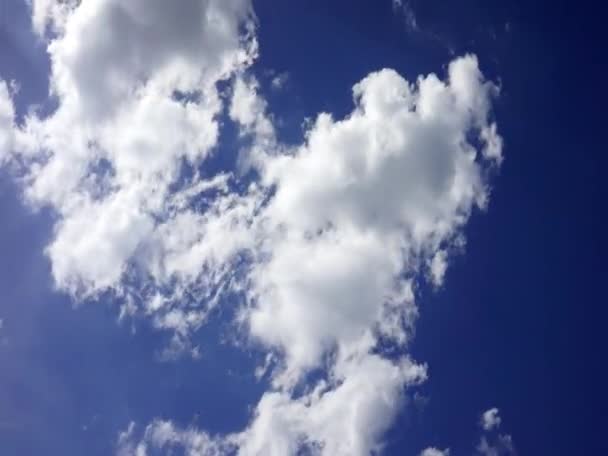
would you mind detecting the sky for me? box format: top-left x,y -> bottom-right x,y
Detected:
0,0 -> 605,455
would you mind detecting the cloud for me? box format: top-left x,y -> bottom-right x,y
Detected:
113,54 -> 501,455
247,56 -> 500,384
475,408 -> 516,456
481,407 -> 502,431
236,355 -> 426,455
230,76 -> 275,141
421,410 -> 515,456
476,434 -> 515,456
10,0 -> 258,301
429,249 -> 449,286
117,421 -> 232,456
270,72 -> 289,91
420,448 -> 450,456
392,0 -> 419,32
3,1 -> 503,454
0,81 -> 16,164
35,0 -> 256,121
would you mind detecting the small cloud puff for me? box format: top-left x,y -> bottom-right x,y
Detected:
420,447 -> 450,456
481,407 -> 502,431
271,72 -> 289,90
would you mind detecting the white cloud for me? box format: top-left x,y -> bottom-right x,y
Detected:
475,408 -> 516,456
420,448 -> 450,456
117,355 -> 426,456
116,422 -> 142,456
481,407 -> 502,431
392,0 -> 418,32
29,0 -> 78,36
481,123 -> 504,163
10,0 -> 258,300
0,81 -> 16,164
115,54 -> 501,455
37,0 -> 256,121
247,56 -> 500,383
270,72 -> 289,91
429,250 -> 448,286
117,420 -> 233,456
236,354 -> 426,456
421,410 -> 515,456
476,434 -> 515,456
230,76 -> 275,140
4,1 -> 503,454
229,75 -> 279,174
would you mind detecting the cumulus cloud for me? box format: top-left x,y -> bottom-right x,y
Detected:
481,407 -> 502,431
247,56 -> 500,384
11,0 -> 258,303
237,355 -> 426,455
113,55 -> 501,454
475,408 -> 516,456
117,421 -> 232,456
36,0 -> 256,120
2,1 -> 503,454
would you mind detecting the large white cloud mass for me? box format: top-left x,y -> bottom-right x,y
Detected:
18,0 -> 257,300
0,1 -> 503,454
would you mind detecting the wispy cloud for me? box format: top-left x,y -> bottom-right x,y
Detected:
392,0 -> 419,32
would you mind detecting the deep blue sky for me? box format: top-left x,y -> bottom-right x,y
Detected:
1,0 -> 606,454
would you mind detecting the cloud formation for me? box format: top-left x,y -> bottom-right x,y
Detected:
476,408 -> 516,456
420,408 -> 516,456
481,407 -> 502,431
420,448 -> 450,456
0,81 -> 16,165
0,0 -> 504,454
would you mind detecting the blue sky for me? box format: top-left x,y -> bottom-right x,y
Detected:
0,0 -> 605,455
